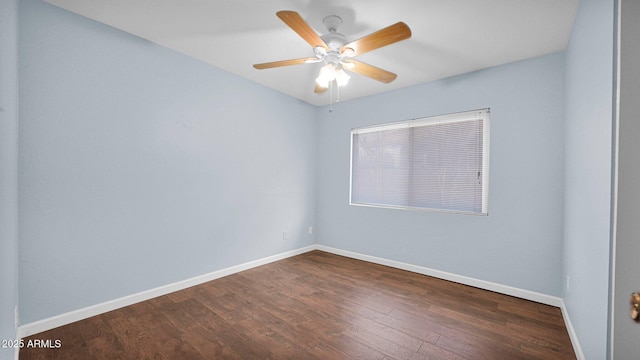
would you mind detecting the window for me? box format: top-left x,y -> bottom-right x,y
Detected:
350,109 -> 490,215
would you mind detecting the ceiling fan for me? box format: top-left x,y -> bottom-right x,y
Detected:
253,11 -> 411,93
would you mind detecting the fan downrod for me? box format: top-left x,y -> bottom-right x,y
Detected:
323,15 -> 343,33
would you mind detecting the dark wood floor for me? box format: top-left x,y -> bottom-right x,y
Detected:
20,250 -> 576,359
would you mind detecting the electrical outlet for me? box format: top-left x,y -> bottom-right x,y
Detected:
308,226 -> 313,235
282,231 -> 288,240
566,275 -> 570,292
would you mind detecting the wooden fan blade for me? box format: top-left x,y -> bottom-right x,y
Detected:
314,83 -> 329,93
343,60 -> 397,83
341,22 -> 411,57
277,11 -> 328,50
253,57 -> 318,69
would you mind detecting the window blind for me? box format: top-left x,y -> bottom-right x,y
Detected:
350,109 -> 490,215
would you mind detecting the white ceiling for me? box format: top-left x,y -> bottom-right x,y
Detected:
43,0 -> 579,106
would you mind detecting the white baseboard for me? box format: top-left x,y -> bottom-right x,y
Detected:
560,300 -> 586,360
17,245 -> 316,338
316,245 -> 564,307
17,244 -> 583,359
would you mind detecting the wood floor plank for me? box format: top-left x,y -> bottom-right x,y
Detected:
435,332 -> 529,360
417,340 -> 468,360
20,250 -> 576,359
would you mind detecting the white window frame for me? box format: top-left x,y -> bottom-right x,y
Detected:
349,108 -> 490,215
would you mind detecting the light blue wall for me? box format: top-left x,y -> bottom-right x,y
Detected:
563,0 -> 615,358
0,0 -> 19,359
316,52 -> 566,296
18,0 -> 316,324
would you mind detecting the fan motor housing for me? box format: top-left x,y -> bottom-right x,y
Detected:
321,32 -> 346,51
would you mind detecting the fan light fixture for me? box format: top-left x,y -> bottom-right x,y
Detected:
252,10 -> 412,105
315,63 -> 350,88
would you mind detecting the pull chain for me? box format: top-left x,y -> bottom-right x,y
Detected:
329,80 -> 342,113
329,80 -> 334,112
